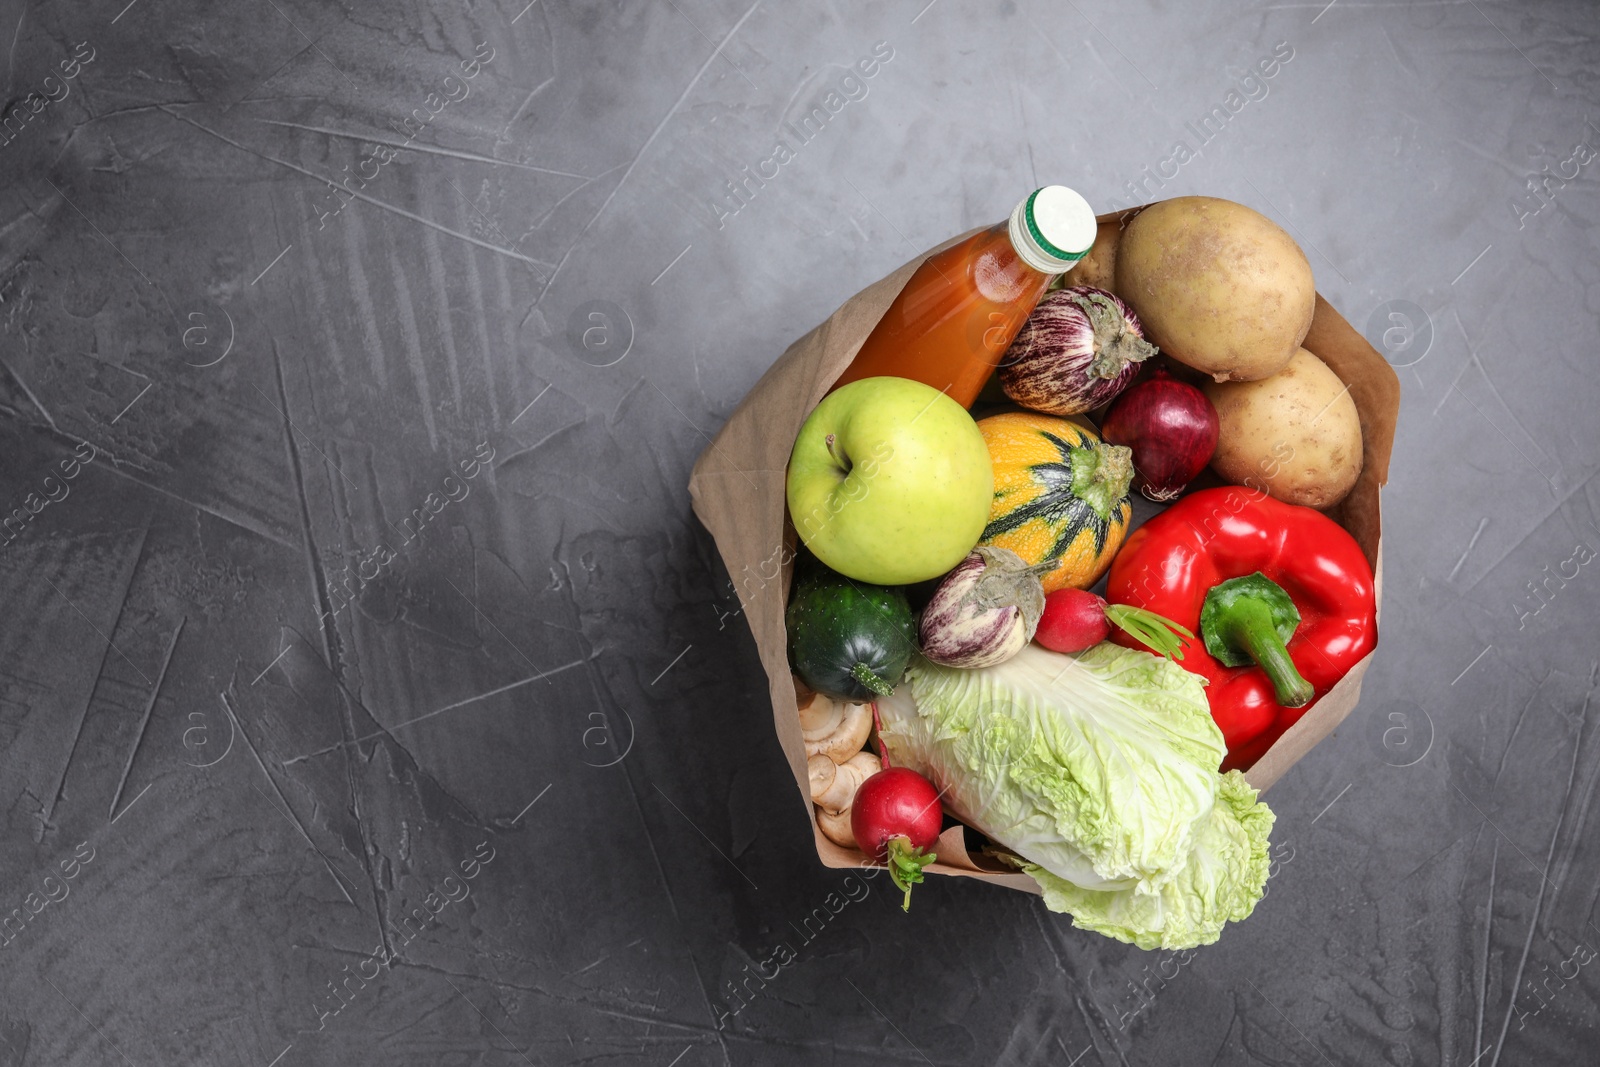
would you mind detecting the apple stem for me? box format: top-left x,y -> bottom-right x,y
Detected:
824,433 -> 851,473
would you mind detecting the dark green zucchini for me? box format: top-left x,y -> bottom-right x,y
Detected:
786,566 -> 915,702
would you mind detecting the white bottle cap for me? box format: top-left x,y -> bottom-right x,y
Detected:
1008,186 -> 1097,274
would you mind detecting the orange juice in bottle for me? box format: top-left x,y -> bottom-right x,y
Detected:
832,186 -> 1096,407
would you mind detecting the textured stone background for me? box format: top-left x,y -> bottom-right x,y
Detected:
0,0 -> 1596,1064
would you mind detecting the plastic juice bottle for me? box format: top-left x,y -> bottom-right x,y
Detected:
831,186 -> 1097,407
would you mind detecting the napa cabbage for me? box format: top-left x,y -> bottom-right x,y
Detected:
876,643 -> 1274,949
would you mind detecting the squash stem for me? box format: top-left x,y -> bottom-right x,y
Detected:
1068,442 -> 1134,521
850,662 -> 894,697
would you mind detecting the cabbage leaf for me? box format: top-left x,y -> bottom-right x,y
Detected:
1022,770 -> 1274,949
877,642 -> 1274,949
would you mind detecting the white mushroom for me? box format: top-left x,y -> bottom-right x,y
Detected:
817,807 -> 857,849
842,750 -> 881,778
814,751 -> 881,815
799,691 -> 873,762
807,754 -> 837,804
798,690 -> 840,739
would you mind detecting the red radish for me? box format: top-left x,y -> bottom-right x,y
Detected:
850,767 -> 943,911
1100,368 -> 1219,501
1035,588 -> 1193,660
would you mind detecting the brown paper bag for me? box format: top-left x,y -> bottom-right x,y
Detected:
688,207 -> 1399,890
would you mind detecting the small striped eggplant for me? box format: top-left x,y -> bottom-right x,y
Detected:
999,286 -> 1157,415
918,547 -> 1047,669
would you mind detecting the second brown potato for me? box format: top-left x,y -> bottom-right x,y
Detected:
1204,347 -> 1363,509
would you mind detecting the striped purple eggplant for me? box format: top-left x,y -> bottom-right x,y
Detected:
999,286 -> 1157,416
917,547 -> 1047,669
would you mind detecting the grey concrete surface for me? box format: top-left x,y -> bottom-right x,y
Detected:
0,0 -> 1596,1064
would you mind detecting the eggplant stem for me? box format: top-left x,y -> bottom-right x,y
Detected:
1061,289 -> 1158,379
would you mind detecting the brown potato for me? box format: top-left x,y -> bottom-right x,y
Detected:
1059,217 -> 1125,292
1114,197 -> 1315,382
1204,347 -> 1362,509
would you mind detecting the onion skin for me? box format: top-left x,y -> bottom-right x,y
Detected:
1101,369 -> 1220,501
917,546 -> 1045,669
999,286 -> 1157,416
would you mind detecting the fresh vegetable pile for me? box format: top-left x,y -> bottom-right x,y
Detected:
782,194 -> 1378,949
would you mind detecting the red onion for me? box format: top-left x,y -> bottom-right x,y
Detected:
1099,368 -> 1219,501
998,286 -> 1157,415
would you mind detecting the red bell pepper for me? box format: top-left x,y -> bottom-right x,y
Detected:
1105,487 -> 1376,772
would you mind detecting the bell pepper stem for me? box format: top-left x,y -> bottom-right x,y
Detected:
1214,596 -> 1315,708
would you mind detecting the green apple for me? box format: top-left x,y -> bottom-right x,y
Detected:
787,376 -> 994,585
